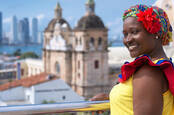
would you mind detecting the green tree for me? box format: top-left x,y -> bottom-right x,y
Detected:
19,52 -> 39,59
13,49 -> 21,56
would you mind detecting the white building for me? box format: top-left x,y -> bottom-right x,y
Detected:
16,58 -> 44,78
154,0 -> 174,46
0,73 -> 84,106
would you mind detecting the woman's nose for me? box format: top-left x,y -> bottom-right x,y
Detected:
124,34 -> 133,43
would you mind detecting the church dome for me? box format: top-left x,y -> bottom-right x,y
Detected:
44,18 -> 71,32
75,15 -> 105,30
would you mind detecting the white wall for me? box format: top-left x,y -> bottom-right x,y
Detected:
0,87 -> 25,101
34,79 -> 84,104
24,86 -> 35,104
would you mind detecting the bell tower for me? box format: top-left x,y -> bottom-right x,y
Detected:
71,0 -> 109,98
54,2 -> 62,19
43,3 -> 72,85
85,0 -> 95,15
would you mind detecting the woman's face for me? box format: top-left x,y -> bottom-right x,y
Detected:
123,17 -> 157,58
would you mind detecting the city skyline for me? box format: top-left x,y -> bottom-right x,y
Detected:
0,0 -> 156,38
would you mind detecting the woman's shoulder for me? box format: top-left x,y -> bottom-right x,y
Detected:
133,63 -> 164,80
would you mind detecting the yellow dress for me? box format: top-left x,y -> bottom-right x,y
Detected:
109,59 -> 174,115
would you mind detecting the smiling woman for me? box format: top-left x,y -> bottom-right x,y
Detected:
110,4 -> 174,115
90,4 -> 174,115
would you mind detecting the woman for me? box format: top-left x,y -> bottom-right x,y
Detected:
91,4 -> 174,115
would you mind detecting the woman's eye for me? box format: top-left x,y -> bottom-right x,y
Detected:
131,30 -> 138,34
123,33 -> 128,37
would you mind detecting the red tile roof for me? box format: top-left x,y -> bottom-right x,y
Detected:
0,73 -> 57,91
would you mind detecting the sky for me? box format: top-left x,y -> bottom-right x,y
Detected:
0,0 -> 157,39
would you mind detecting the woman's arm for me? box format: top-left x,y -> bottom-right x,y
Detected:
133,64 -> 166,115
89,93 -> 109,101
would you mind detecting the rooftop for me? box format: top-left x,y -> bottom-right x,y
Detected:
0,73 -> 57,91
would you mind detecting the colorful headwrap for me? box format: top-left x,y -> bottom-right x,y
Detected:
123,4 -> 173,45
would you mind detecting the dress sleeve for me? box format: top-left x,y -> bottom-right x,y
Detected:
118,55 -> 174,96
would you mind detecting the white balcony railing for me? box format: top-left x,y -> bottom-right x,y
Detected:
0,100 -> 110,115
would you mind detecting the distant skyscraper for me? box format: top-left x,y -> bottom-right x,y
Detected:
0,12 -> 2,44
18,20 -> 25,43
38,31 -> 43,44
11,16 -> 18,44
23,18 -> 30,44
32,18 -> 38,43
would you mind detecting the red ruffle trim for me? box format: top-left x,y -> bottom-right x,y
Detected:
118,55 -> 174,95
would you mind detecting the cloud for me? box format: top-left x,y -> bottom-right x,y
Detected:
3,17 -> 11,24
67,16 -> 74,22
66,16 -> 78,28
106,17 -> 123,39
37,14 -> 45,22
106,17 -> 122,28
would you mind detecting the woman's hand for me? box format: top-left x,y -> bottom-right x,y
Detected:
89,93 -> 109,101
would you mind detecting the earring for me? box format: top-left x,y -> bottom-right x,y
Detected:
155,36 -> 159,39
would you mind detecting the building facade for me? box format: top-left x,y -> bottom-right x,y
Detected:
43,0 -> 110,98
0,12 -> 2,44
19,58 -> 44,78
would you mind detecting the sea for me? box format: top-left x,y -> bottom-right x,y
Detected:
0,44 -> 43,57
0,42 -> 124,57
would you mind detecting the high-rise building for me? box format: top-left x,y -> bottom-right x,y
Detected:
32,18 -> 38,43
23,18 -> 30,44
38,31 -> 43,44
11,16 -> 18,44
0,12 -> 2,44
18,20 -> 25,43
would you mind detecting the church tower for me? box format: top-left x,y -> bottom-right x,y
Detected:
71,0 -> 110,98
43,3 -> 73,85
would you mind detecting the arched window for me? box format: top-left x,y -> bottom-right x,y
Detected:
75,37 -> 78,45
90,37 -> 94,45
89,37 -> 95,51
78,73 -> 81,79
98,37 -> 102,45
55,62 -> 60,74
94,60 -> 99,69
79,37 -> 82,45
78,61 -> 80,69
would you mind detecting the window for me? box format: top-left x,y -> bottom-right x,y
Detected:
75,38 -> 78,45
165,4 -> 171,10
79,37 -> 82,45
98,37 -> 102,45
27,95 -> 30,101
78,73 -> 80,79
78,61 -> 80,69
90,37 -> 94,45
89,37 -> 95,50
94,60 -> 99,69
21,69 -> 24,76
55,62 -> 60,74
62,96 -> 66,100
